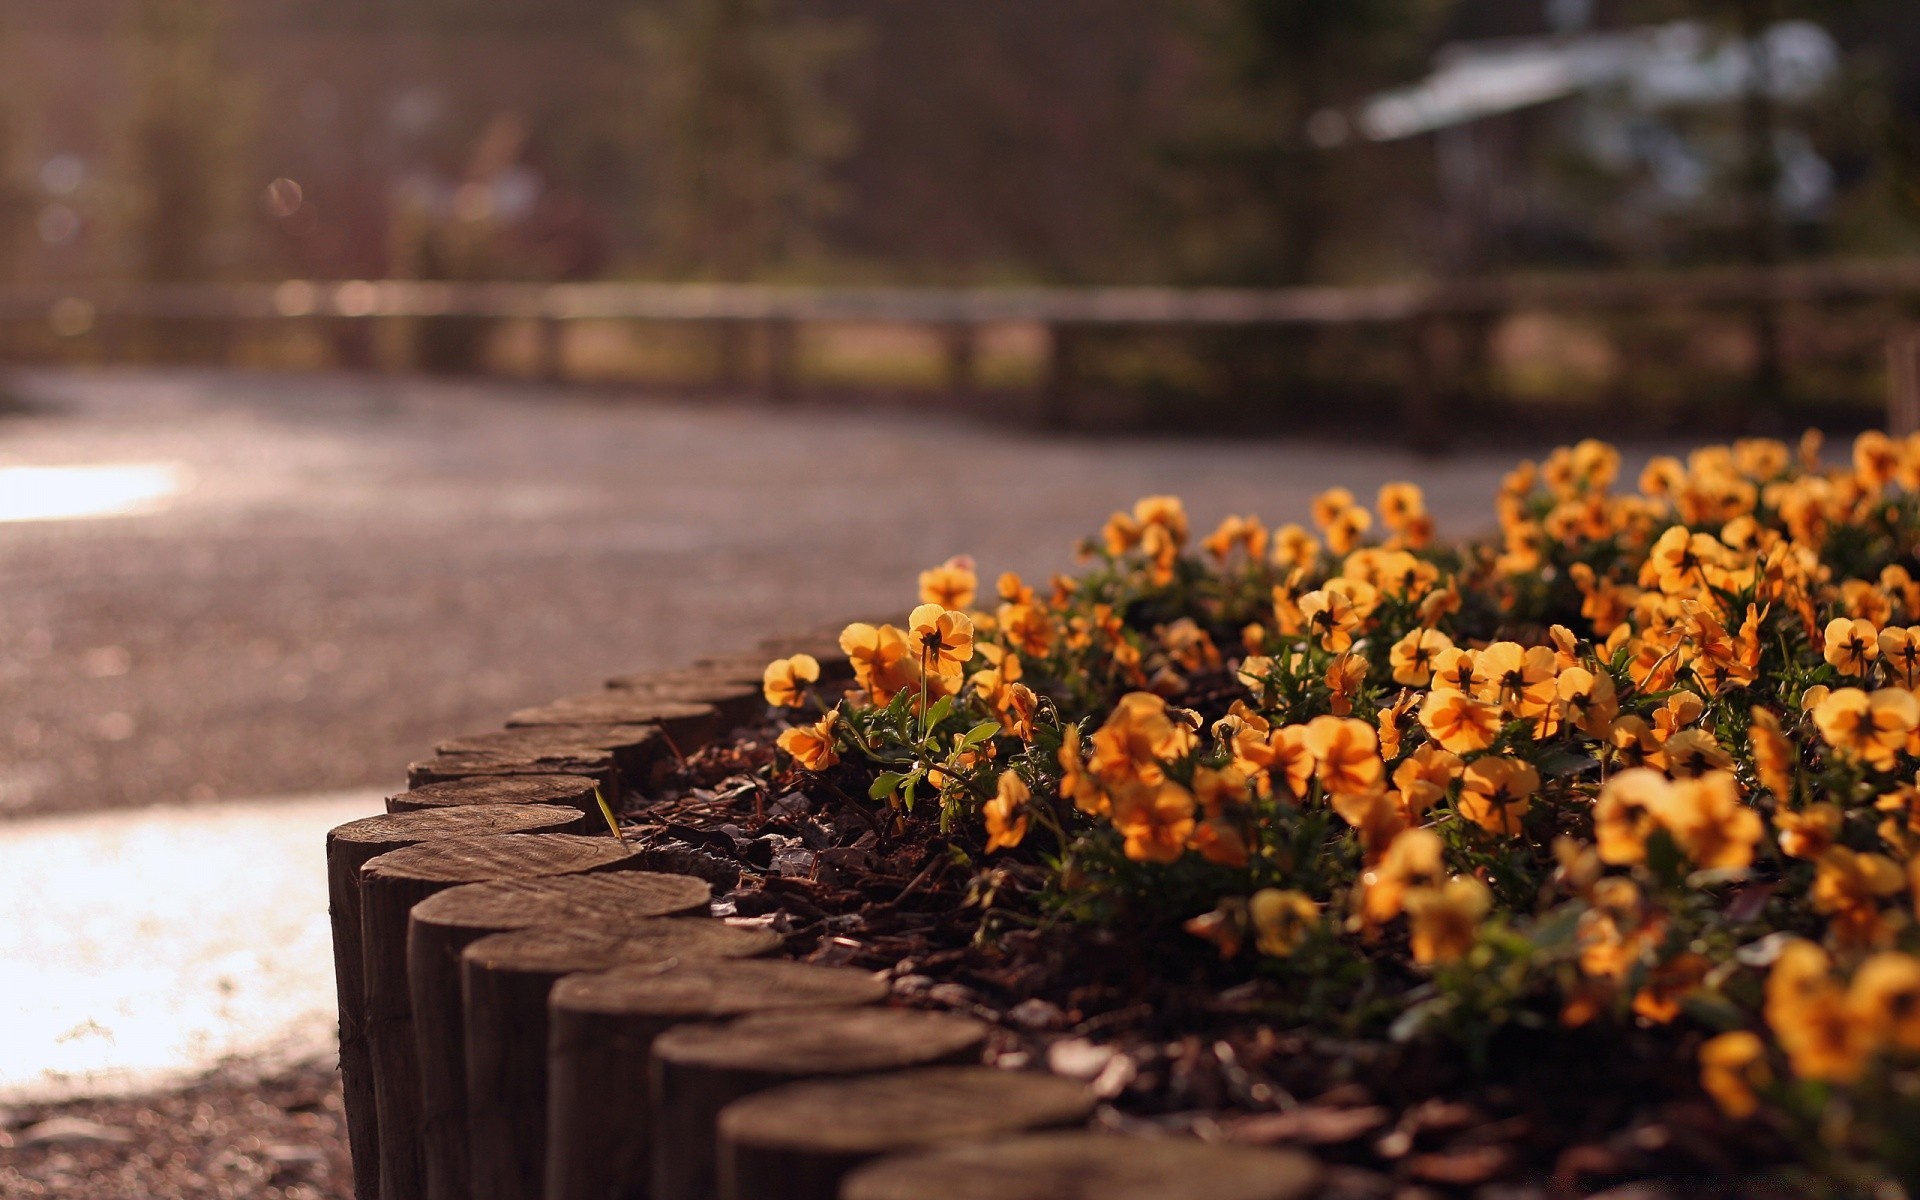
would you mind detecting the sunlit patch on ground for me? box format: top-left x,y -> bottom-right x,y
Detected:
0,791 -> 375,1102
0,463 -> 187,523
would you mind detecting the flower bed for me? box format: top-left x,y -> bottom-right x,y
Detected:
704,431 -> 1920,1197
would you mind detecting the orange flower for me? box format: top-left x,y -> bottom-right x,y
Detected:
1360,826 -> 1445,926
1057,731 -> 1107,817
1879,625 -> 1920,687
1111,779 -> 1197,864
1456,756 -> 1537,836
1202,514 -> 1269,563
1419,689 -> 1501,754
1392,743 -> 1461,817
1302,715 -> 1384,797
1389,628 -> 1454,687
1269,523 -> 1321,570
983,770 -> 1030,852
1849,953 -> 1920,1052
907,603 -> 976,678
1647,771 -> 1762,871
1472,641 -> 1558,722
1655,728 -> 1735,777
1554,666 -> 1619,738
1822,617 -> 1879,677
1593,768 -> 1667,866
1249,889 -> 1319,958
1427,646 -> 1478,692
1813,686 -> 1919,770
1405,876 -> 1490,965
1377,482 -> 1426,531
840,622 -> 918,702
1132,495 -> 1189,545
1311,487 -> 1356,529
1774,803 -> 1840,860
776,713 -> 840,772
761,653 -> 820,708
1325,652 -> 1366,716
1189,767 -> 1251,867
1749,707 -> 1795,798
917,556 -> 978,611
1765,940 -> 1869,1084
1643,525 -> 1724,594
1699,1031 -> 1769,1118
1235,723 -> 1314,799
1298,588 -> 1360,652
997,602 -> 1053,657
1811,846 -> 1905,948
1090,692 -> 1197,788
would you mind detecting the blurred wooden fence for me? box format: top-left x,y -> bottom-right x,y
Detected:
6,259 -> 1920,447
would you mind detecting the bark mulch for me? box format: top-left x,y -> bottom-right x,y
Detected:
631,725 -> 1807,1200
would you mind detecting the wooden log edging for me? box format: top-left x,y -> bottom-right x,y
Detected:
359,832 -> 651,1200
325,803 -> 588,1200
838,1132 -> 1321,1200
546,958 -> 891,1200
649,1008 -> 991,1200
716,1066 -> 1096,1200
407,873 -> 713,1200
460,922 -> 782,1200
384,773 -> 602,818
333,630 -> 1331,1200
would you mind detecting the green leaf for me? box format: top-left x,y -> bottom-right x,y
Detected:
902,776 -> 918,811
961,719 -> 1000,747
924,695 -> 955,729
868,771 -> 905,801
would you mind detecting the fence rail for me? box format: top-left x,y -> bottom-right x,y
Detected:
7,258 -> 1920,324
7,260 -> 1920,445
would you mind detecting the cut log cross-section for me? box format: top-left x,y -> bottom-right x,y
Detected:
838,1131 -> 1321,1200
325,803 -> 586,1200
648,1008 -> 989,1200
545,959 -> 890,1200
505,695 -> 721,753
406,722 -> 670,804
599,676 -> 767,727
717,1067 -> 1096,1200
358,833 -> 650,1200
460,922 -> 782,1200
385,774 -> 601,819
406,742 -> 623,801
408,874 -> 712,1200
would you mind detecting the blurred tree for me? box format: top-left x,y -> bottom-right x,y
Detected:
1162,0 -> 1450,284
0,16 -> 29,288
617,0 -> 862,278
114,0 -> 254,285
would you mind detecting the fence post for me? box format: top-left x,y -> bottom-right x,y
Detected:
1041,323 -> 1078,430
942,324 -> 977,397
765,319 -> 798,402
537,319 -> 566,384
1399,313 -> 1446,454
1890,327 -> 1920,436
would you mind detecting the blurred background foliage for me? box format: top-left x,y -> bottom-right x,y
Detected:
0,0 -> 1917,430
0,0 -> 1913,290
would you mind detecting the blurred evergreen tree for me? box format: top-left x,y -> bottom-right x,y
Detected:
114,0 -> 254,285
1162,0 -> 1451,285
616,0 -> 863,278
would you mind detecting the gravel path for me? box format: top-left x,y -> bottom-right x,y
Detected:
0,368 -> 1528,821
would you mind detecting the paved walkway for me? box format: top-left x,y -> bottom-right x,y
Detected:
0,790 -> 378,1102
0,368 -> 1530,820
0,368 -> 1555,1098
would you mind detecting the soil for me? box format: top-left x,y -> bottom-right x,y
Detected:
0,1061 -> 351,1200
631,720 -> 1807,1200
